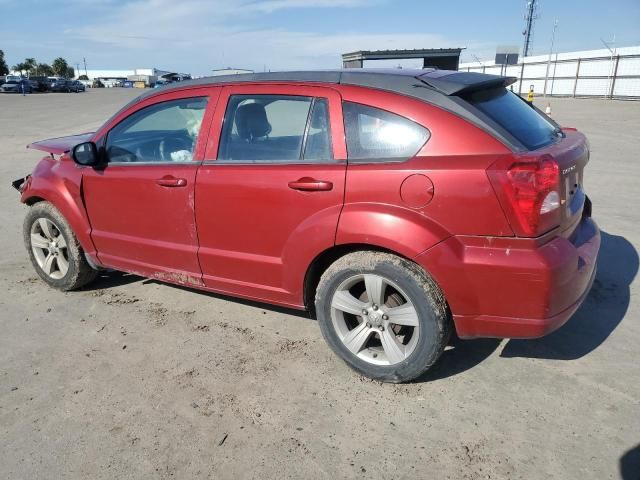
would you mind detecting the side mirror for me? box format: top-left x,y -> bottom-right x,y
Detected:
72,142 -> 100,166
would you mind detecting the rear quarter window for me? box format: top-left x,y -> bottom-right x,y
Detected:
466,88 -> 558,150
343,102 -> 430,162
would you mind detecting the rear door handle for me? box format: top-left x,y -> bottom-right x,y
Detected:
288,177 -> 333,191
156,175 -> 187,187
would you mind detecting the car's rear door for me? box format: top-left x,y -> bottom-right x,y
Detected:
195,84 -> 346,306
82,87 -> 219,285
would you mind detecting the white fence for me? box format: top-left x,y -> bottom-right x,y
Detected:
459,46 -> 640,99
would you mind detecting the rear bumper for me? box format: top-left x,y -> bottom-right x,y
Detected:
452,262 -> 596,338
415,215 -> 600,339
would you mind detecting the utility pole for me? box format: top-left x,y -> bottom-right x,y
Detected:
83,57 -> 88,77
522,0 -> 539,58
543,19 -> 559,98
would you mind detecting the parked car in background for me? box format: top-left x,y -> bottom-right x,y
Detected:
101,79 -> 123,88
1,79 -> 32,93
50,79 -> 71,92
69,80 -> 86,92
29,76 -> 53,92
0,80 -> 20,93
12,69 -> 600,383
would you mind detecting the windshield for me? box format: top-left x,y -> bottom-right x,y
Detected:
467,87 -> 559,150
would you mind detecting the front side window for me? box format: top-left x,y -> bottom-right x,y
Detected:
106,97 -> 208,163
218,95 -> 332,163
343,102 -> 430,161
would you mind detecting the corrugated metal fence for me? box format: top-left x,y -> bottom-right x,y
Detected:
460,46 -> 640,99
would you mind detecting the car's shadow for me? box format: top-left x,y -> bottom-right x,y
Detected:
620,444 -> 640,480
417,336 -> 503,382
82,269 -> 313,320
81,230 -> 636,381
81,270 -> 143,291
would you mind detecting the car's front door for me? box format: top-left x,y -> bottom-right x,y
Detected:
82,88 -> 219,285
195,84 -> 347,306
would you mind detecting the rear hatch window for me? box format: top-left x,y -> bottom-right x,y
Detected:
467,87 -> 559,150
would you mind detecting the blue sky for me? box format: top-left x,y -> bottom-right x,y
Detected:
1,0 -> 639,75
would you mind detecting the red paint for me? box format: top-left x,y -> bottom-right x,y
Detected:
82,163 -> 202,281
415,216 -> 600,338
28,133 -> 94,155
196,84 -> 346,306
18,77 -> 600,340
400,174 -> 434,208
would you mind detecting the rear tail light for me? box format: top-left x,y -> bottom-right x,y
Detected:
488,154 -> 561,237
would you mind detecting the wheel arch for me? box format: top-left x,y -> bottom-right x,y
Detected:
335,203 -> 451,261
20,168 -> 98,261
24,195 -> 45,206
303,242 -> 443,313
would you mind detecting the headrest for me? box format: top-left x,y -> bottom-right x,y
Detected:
235,102 -> 271,140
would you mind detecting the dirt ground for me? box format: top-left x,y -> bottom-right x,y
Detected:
1,89 -> 639,480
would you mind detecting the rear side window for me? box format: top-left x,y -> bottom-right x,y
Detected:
343,102 -> 429,161
218,95 -> 332,163
467,88 -> 558,150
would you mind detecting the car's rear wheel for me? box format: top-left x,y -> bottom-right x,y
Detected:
24,202 -> 98,291
315,251 -> 451,383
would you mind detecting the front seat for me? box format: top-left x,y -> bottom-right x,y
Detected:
235,103 -> 272,142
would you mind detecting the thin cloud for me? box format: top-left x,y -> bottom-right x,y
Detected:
60,0 -> 471,74
245,0 -> 382,12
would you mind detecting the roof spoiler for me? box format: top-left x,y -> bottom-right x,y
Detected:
417,71 -> 517,96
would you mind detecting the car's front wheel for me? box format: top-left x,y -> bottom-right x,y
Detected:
24,202 -> 98,291
315,251 -> 451,383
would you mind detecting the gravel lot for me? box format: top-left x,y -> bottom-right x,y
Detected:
1,89 -> 639,480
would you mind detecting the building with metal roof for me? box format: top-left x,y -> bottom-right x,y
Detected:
342,48 -> 465,71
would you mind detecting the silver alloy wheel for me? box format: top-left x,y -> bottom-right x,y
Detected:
330,274 -> 420,366
30,218 -> 69,280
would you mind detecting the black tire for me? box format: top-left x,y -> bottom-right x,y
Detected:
23,202 -> 98,291
315,251 -> 451,383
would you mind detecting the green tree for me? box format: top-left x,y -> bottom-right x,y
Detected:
24,57 -> 37,75
66,66 -> 75,78
78,74 -> 88,80
0,50 -> 9,76
12,61 -> 27,75
52,57 -> 69,77
37,63 -> 54,76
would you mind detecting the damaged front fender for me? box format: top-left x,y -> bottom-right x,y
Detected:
12,174 -> 31,193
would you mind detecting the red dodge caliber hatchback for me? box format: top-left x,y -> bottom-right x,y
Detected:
14,70 -> 600,382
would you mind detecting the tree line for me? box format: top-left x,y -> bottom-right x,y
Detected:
0,50 -> 75,78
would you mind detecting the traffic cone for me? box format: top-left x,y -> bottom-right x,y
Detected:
545,103 -> 552,118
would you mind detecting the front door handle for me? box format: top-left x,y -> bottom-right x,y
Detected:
288,177 -> 333,191
156,175 -> 187,187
